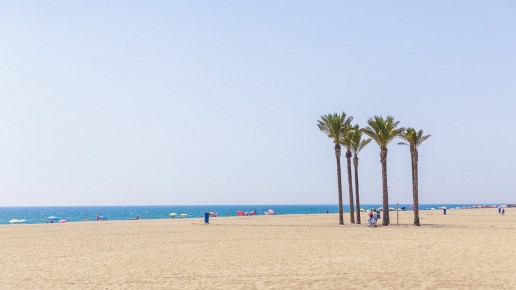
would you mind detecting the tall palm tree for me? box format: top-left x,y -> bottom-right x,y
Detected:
317,113 -> 353,225
348,125 -> 371,224
399,128 -> 431,226
363,116 -> 404,226
341,131 -> 356,223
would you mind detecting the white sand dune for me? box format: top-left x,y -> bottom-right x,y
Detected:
0,208 -> 515,289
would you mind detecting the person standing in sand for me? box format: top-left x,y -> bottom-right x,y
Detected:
502,207 -> 505,216
368,210 -> 374,227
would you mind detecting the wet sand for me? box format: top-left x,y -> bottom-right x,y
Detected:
0,208 -> 514,289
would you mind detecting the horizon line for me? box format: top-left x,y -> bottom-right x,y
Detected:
0,202 -> 511,208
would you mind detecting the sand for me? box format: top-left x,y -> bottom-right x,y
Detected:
0,208 -> 515,289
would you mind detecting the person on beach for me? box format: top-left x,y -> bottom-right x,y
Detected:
498,207 -> 502,215
376,209 -> 381,220
368,210 -> 374,227
502,207 -> 505,216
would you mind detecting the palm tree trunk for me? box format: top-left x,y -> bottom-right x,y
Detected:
353,156 -> 361,224
380,147 -> 389,226
335,145 -> 344,225
413,148 -> 420,226
409,145 -> 416,224
346,149 -> 355,224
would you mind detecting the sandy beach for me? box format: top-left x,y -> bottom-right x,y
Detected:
0,208 -> 514,289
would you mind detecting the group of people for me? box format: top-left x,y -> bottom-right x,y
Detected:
367,209 -> 381,227
498,206 -> 506,216
96,214 -> 107,221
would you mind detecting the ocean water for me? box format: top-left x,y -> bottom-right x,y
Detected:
0,204 -> 500,225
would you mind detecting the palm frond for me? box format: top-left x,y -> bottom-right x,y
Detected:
363,115 -> 402,147
347,124 -> 371,155
358,138 -> 372,152
399,127 -> 431,148
317,112 -> 353,145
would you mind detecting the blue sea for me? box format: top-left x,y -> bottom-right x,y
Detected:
0,204 -> 500,225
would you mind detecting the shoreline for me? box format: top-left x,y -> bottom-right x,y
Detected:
0,208 -> 508,227
1,205 -> 511,226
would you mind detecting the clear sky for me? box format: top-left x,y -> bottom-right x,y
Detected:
0,1 -> 515,206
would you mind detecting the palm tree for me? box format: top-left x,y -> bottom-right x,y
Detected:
348,125 -> 371,224
341,130 -> 356,223
399,128 -> 431,226
317,113 -> 353,225
363,116 -> 404,226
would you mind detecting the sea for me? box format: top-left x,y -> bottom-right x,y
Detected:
0,204 -> 501,225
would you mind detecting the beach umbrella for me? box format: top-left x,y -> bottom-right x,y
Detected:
169,213 -> 177,217
47,216 -> 58,220
9,219 -> 27,223
268,209 -> 274,215
180,214 -> 188,217
59,220 -> 67,223
236,211 -> 245,215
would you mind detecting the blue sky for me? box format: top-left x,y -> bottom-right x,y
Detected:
0,1 -> 515,206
